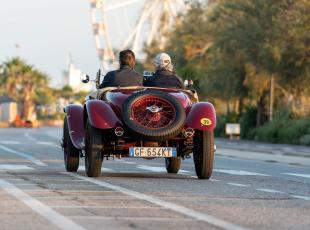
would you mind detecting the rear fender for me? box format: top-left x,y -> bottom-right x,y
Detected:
186,102 -> 216,131
86,99 -> 122,129
64,104 -> 84,149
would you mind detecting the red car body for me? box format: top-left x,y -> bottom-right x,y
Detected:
63,86 -> 216,179
65,88 -> 216,148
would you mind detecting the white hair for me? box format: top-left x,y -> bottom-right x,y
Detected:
154,53 -> 174,72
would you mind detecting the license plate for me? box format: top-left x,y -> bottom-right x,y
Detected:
129,147 -> 177,158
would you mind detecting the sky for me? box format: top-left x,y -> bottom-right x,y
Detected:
0,0 -> 145,87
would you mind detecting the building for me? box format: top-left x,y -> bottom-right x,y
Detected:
63,54 -> 92,92
0,95 -> 18,123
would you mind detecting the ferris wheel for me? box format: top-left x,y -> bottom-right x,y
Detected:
89,0 -> 188,71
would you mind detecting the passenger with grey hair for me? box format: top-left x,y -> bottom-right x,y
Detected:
144,53 -> 184,89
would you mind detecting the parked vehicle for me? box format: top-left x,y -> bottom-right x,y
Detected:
62,72 -> 216,179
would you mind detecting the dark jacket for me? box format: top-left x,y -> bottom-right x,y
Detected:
99,65 -> 143,88
144,70 -> 184,89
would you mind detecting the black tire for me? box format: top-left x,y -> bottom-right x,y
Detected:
121,90 -> 186,141
165,157 -> 181,173
193,131 -> 214,179
63,117 -> 80,172
85,120 -> 103,177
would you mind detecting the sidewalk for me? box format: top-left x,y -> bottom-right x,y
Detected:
215,138 -> 310,158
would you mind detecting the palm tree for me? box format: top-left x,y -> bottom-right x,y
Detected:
0,57 -> 51,121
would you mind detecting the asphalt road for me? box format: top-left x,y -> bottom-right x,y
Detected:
0,127 -> 309,230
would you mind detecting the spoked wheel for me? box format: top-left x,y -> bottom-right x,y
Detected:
63,116 -> 80,172
85,120 -> 103,177
193,131 -> 214,179
122,90 -> 186,141
165,157 -> 181,173
131,97 -> 176,129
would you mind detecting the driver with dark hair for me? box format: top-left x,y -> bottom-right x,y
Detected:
99,50 -> 143,88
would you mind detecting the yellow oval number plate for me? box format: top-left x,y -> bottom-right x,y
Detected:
200,118 -> 212,126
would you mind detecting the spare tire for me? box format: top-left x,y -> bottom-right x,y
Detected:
121,90 -> 186,141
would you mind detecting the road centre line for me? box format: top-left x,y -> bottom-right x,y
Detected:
33,195 -> 138,200
37,141 -> 54,145
283,173 -> 310,179
70,216 -> 194,221
0,164 -> 34,170
50,205 -> 167,209
210,178 -> 221,181
25,132 -> 37,141
256,188 -> 285,194
0,141 -> 20,144
78,166 -> 114,172
137,165 -> 191,174
227,183 -> 250,187
0,179 -> 86,230
36,141 -> 61,149
291,195 -> 310,201
64,172 -> 249,230
214,169 -> 269,176
190,176 -> 221,181
0,144 -> 46,166
70,216 -> 196,221
123,161 -> 136,164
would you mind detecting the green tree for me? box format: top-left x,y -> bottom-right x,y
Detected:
151,0 -> 310,126
0,57 -> 51,120
209,0 -> 310,122
57,85 -> 74,100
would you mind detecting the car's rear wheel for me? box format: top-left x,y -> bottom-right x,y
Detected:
63,116 -> 80,172
193,131 -> 214,179
165,157 -> 181,173
85,120 -> 103,177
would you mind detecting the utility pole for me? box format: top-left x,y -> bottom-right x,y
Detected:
269,74 -> 274,121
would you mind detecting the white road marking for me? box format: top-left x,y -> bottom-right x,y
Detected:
0,145 -> 46,166
6,178 -> 24,181
292,195 -> 310,201
123,161 -> 136,165
37,141 -> 54,145
0,141 -> 20,144
218,148 -> 310,166
227,183 -> 250,187
64,172 -> 249,230
0,179 -> 86,230
37,141 -> 62,149
11,183 -> 38,186
0,164 -> 34,170
36,195 -> 137,200
256,188 -> 284,194
214,169 -> 269,176
78,166 -> 114,172
137,165 -> 191,174
25,132 -> 36,141
283,173 -> 310,179
50,205 -> 167,209
190,176 -> 220,181
70,216 -> 193,221
107,170 -> 149,174
32,178 -> 83,182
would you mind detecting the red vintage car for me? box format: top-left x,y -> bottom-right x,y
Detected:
62,74 -> 216,179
